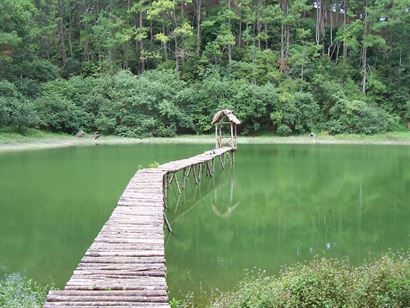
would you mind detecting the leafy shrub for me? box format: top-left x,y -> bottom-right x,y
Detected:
0,273 -> 50,308
96,70 -> 191,137
326,92 -> 399,134
34,93 -> 89,133
11,60 -> 60,83
211,254 -> 410,308
0,80 -> 38,130
276,124 -> 292,136
271,90 -> 320,134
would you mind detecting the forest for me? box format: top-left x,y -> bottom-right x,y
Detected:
0,0 -> 409,137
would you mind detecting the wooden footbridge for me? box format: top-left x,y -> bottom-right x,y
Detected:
44,110 -> 240,308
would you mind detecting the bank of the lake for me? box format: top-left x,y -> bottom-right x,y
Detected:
0,129 -> 409,152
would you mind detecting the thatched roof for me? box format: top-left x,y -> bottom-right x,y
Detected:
211,109 -> 241,125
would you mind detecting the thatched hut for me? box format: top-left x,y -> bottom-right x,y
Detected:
212,110 -> 241,149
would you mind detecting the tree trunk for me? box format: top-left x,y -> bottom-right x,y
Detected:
285,0 -> 290,59
227,0 -> 232,62
281,23 -> 284,59
280,0 -> 290,60
327,1 -> 333,57
265,23 -> 268,49
343,0 -> 349,62
315,0 -> 325,52
173,8 -> 179,71
139,11 -> 145,73
58,0 -> 67,65
256,0 -> 261,49
196,0 -> 202,55
68,7 -> 73,58
316,0 -> 321,45
162,24 -> 168,61
362,2 -> 368,94
124,0 -> 131,70
238,19 -> 242,48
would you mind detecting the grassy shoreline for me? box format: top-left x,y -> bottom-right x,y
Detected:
0,129 -> 409,152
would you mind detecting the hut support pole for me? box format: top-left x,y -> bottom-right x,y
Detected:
231,124 -> 234,148
215,125 -> 218,148
220,153 -> 225,169
234,125 -> 237,148
227,151 -> 233,166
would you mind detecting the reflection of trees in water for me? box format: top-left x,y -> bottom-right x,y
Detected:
165,145 -> 409,300
242,151 -> 408,262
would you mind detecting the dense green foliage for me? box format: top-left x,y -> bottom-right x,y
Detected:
0,273 -> 50,307
0,0 -> 409,136
210,254 -> 409,307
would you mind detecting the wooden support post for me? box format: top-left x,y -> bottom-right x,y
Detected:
174,189 -> 183,213
163,174 -> 168,209
219,153 -> 225,169
206,161 -> 213,177
164,213 -> 173,233
198,163 -> 202,182
215,125 -> 218,148
219,125 -> 222,147
234,124 -> 237,148
168,173 -> 175,186
192,164 -> 199,184
174,172 -> 182,194
231,124 -> 234,148
182,168 -> 186,189
212,158 -> 215,175
227,151 -> 233,166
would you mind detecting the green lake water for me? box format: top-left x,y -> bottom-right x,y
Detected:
0,144 -> 408,302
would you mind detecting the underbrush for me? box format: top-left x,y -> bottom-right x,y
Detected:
210,254 -> 409,308
173,253 -> 410,307
0,273 -> 51,307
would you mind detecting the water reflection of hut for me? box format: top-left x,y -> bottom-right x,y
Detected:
211,176 -> 240,218
212,110 -> 241,149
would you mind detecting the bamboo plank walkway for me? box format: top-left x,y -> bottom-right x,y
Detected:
45,146 -> 235,308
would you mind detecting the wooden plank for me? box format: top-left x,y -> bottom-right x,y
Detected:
48,290 -> 167,297
47,295 -> 168,302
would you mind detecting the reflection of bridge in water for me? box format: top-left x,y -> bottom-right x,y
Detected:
167,163 -> 240,226
44,110 -> 240,307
